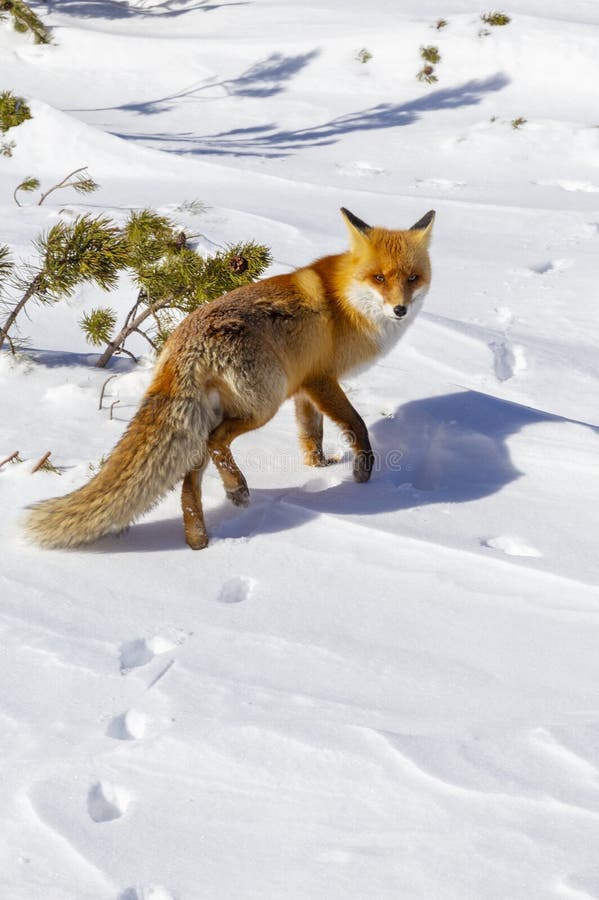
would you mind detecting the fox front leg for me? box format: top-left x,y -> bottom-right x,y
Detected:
301,377 -> 374,483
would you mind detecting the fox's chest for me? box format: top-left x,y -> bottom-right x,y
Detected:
344,283 -> 425,362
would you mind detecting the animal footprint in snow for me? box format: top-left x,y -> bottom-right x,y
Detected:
415,177 -> 465,193
217,576 -> 254,604
107,708 -> 149,741
336,160 -> 386,177
529,258 -> 574,275
535,179 -> 599,194
120,631 -> 187,673
482,535 -> 542,558
489,340 -> 526,382
87,781 -> 130,823
120,887 -> 177,900
494,306 -> 513,327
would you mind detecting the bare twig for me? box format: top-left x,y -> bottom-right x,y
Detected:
133,327 -> 159,351
31,450 -> 52,473
115,346 -> 137,363
95,299 -> 171,367
0,323 -> 17,354
37,167 -> 88,207
123,295 -> 142,332
0,272 -> 42,352
109,400 -> 120,420
99,373 -> 118,410
0,450 -> 21,468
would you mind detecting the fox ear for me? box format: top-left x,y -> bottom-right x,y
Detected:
340,207 -> 372,245
410,210 -> 436,240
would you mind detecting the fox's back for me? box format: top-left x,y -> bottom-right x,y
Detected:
163,270 -> 334,398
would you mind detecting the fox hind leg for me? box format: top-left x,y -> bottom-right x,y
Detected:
182,455 -> 209,549
208,416 -> 268,508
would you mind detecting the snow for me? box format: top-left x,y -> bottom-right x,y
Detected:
1,1 -> 599,898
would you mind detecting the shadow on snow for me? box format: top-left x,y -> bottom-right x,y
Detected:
22,348 -> 135,372
44,0 -> 250,21
107,73 -> 509,157
101,389 -> 579,553
67,50 -> 321,118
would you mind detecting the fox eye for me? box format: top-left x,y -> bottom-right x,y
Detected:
373,274 -> 385,283
407,274 -> 418,283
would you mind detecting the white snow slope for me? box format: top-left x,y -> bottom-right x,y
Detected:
1,2 -> 599,898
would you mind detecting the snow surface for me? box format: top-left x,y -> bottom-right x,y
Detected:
1,2 -> 599,898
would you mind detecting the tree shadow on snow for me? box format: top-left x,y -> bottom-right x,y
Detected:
68,50 -> 321,117
23,347 -> 135,372
109,73 -> 509,157
101,389 -> 573,554
45,0 -> 250,21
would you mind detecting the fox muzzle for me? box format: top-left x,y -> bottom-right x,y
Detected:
393,304 -> 407,318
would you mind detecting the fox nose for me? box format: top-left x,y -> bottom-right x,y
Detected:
393,304 -> 407,318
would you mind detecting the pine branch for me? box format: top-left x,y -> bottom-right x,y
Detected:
0,90 -> 32,132
6,203 -> 272,367
0,272 -> 43,351
80,307 -> 117,346
124,209 -> 177,271
0,0 -> 51,43
0,243 -> 19,353
37,167 -> 98,206
13,168 -> 98,207
95,228 -> 273,362
0,244 -> 13,284
36,215 -> 127,296
13,176 -> 40,207
93,301 -> 168,368
0,215 -> 127,351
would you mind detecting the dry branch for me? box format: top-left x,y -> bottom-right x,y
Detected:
31,450 -> 51,473
0,450 -> 21,467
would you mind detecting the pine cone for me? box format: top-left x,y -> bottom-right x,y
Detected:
229,254 -> 248,274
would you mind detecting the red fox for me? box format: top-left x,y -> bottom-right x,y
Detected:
25,207 -> 435,550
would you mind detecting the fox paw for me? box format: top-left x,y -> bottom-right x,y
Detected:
185,526 -> 209,550
227,485 -> 250,507
304,452 -> 340,468
353,451 -> 374,483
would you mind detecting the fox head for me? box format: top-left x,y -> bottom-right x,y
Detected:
339,207 -> 435,322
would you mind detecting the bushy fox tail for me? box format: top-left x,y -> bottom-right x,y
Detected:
25,390 -> 219,549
